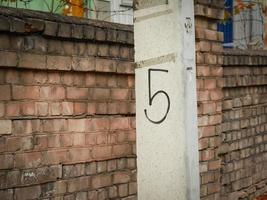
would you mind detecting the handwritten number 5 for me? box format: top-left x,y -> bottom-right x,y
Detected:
144,69 -> 170,124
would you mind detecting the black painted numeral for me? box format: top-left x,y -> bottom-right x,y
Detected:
144,69 -> 170,124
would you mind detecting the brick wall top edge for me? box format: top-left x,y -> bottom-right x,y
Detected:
194,0 -> 224,9
223,49 -> 267,66
0,6 -> 134,44
224,49 -> 267,56
194,4 -> 224,20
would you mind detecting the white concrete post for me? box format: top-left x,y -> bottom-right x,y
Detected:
134,0 -> 200,199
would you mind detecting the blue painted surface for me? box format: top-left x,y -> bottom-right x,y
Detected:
218,0 -> 233,48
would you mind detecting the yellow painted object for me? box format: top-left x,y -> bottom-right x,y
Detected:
63,0 -> 84,18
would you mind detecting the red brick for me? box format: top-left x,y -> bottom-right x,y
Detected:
205,53 -> 217,65
60,134 -> 73,147
36,102 -> 48,116
47,134 -> 60,148
208,160 -> 220,170
112,144 -> 131,156
40,86 -> 65,100
0,189 -> 13,200
67,87 -> 88,99
68,119 -> 86,132
207,182 -> 220,194
47,55 -> 72,70
21,102 -> 35,115
44,150 -> 68,165
111,89 -> 129,100
74,102 -> 87,115
197,91 -> 210,101
73,133 -> 85,146
20,71 -> 34,84
48,72 -> 61,84
197,41 -> 211,52
0,51 -> 18,67
67,176 -> 89,193
69,148 -> 90,162
34,135 -> 48,150
199,126 -> 216,138
199,138 -> 209,150
205,29 -> 218,41
210,90 -> 223,100
85,73 -> 96,86
72,56 -> 95,71
92,146 -> 112,159
15,152 -> 42,168
34,71 -> 47,84
43,119 -> 67,133
110,117 -> 129,130
62,102 -> 73,115
86,118 -> 109,132
91,174 -> 112,189
0,154 -> 13,169
15,185 -> 41,200
210,66 -> 223,76
129,182 -> 137,195
0,85 -> 11,100
0,120 -> 12,135
202,102 -> 216,114
113,172 -> 131,184
85,134 -> 96,145
128,130 -> 136,142
200,149 -> 214,161
6,70 -> 19,83
201,173 -> 214,184
96,74 -> 108,87
90,88 -> 110,100
12,85 -> 39,100
209,114 -> 222,125
12,120 -> 33,135
96,134 -> 107,145
204,79 -> 217,89
6,102 -> 20,116
49,102 -> 61,116
62,73 -> 73,85
0,102 -> 4,117
118,184 -> 128,197
87,102 -> 96,115
96,102 -> 108,114
21,136 -> 33,151
95,58 -> 116,73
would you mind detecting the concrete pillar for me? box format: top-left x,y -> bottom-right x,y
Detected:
134,0 -> 200,199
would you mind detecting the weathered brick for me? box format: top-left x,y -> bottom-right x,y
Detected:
113,172 -> 131,184
67,176 -> 89,193
112,144 -> 131,156
19,53 -> 46,69
0,120 -> 12,135
47,55 -> 72,71
40,86 -> 65,100
14,185 -> 41,200
67,87 -> 88,100
72,56 -> 95,71
15,152 -> 42,168
110,117 -> 129,130
0,154 -> 13,169
92,146 -> 112,159
0,51 -> 18,67
118,183 -> 128,197
6,102 -> 19,117
91,174 -> 112,189
12,85 -> 39,100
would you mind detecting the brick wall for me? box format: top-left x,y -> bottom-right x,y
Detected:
221,50 -> 267,200
194,1 -> 224,199
0,7 -> 136,200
